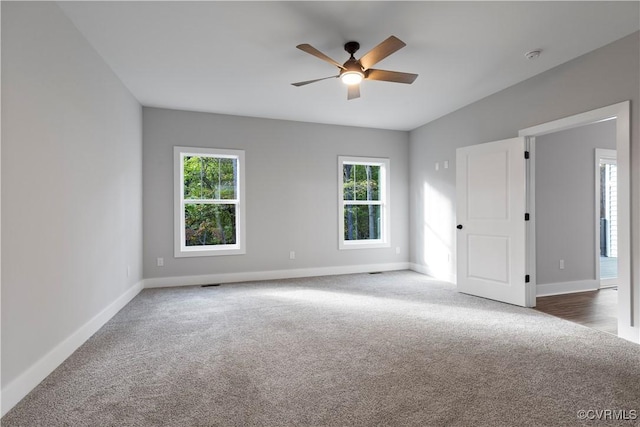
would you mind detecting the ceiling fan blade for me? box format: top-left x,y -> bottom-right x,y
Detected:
291,75 -> 339,87
347,84 -> 360,100
297,44 -> 346,70
366,69 -> 418,84
359,36 -> 406,70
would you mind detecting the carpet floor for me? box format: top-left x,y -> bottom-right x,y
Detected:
2,271 -> 639,426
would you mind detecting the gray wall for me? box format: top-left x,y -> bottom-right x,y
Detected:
143,108 -> 409,280
409,32 -> 638,295
535,120 -> 616,285
1,2 -> 143,387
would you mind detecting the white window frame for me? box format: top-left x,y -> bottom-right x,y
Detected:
174,146 -> 246,257
338,156 -> 390,250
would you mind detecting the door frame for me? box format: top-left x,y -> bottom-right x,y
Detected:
518,101 -> 636,343
595,148 -> 617,288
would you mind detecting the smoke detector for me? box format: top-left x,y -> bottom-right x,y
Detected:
524,49 -> 542,60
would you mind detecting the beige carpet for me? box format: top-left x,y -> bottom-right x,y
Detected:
3,271 -> 639,426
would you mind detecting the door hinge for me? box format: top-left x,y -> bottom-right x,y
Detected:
524,151 -> 530,159
525,274 -> 530,283
525,213 -> 530,221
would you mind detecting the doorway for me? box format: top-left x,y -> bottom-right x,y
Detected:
530,123 -> 618,335
518,101 -> 636,343
532,120 -> 615,296
596,148 -> 618,288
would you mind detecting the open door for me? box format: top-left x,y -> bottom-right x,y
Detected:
456,137 -> 532,307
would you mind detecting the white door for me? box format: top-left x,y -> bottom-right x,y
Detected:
456,137 -> 531,307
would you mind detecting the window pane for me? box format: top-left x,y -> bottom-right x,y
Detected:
343,164 -> 380,201
185,204 -> 236,246
343,163 -> 355,200
184,156 -> 237,200
344,204 -> 381,241
216,158 -> 237,200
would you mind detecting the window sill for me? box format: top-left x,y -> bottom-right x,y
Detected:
339,240 -> 390,250
175,246 -> 245,258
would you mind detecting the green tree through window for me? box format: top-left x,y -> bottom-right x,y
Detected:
183,156 -> 237,246
343,164 -> 381,240
339,156 -> 389,249
174,147 -> 245,257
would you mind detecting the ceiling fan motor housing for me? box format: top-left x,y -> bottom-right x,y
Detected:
342,57 -> 364,73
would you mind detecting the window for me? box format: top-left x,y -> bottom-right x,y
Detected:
338,156 -> 390,249
174,147 -> 245,257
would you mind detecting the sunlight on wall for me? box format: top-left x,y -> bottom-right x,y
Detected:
422,181 -> 454,281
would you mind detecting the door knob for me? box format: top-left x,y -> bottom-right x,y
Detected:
456,224 -> 463,230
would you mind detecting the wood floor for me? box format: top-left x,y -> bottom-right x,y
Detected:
535,287 -> 618,335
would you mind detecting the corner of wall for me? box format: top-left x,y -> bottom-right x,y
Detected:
1,281 -> 144,417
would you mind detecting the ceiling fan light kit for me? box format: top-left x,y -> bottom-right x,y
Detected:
292,36 -> 418,100
341,71 -> 364,86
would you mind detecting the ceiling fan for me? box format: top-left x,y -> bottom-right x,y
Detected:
291,36 -> 418,100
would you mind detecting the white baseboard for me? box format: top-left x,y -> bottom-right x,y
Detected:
536,279 -> 599,297
409,262 -> 456,284
1,281 -> 144,417
408,262 -> 431,277
600,278 -> 617,288
618,324 -> 639,344
143,262 -> 411,289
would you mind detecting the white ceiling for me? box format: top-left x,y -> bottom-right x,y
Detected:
57,1 -> 639,131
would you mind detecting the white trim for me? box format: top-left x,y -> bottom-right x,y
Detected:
518,105 -> 623,137
409,262 -> 456,284
143,263 -> 410,289
525,137 -> 537,307
519,101 -> 636,343
0,2 -> 3,408
1,281 -> 144,417
536,279 -> 600,297
173,146 -> 246,258
338,156 -> 391,250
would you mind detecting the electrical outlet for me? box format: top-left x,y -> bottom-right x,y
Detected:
157,257 -> 164,267
435,162 -> 440,171
289,251 -> 295,260
559,259 -> 565,270
396,247 -> 401,255
444,160 -> 449,169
